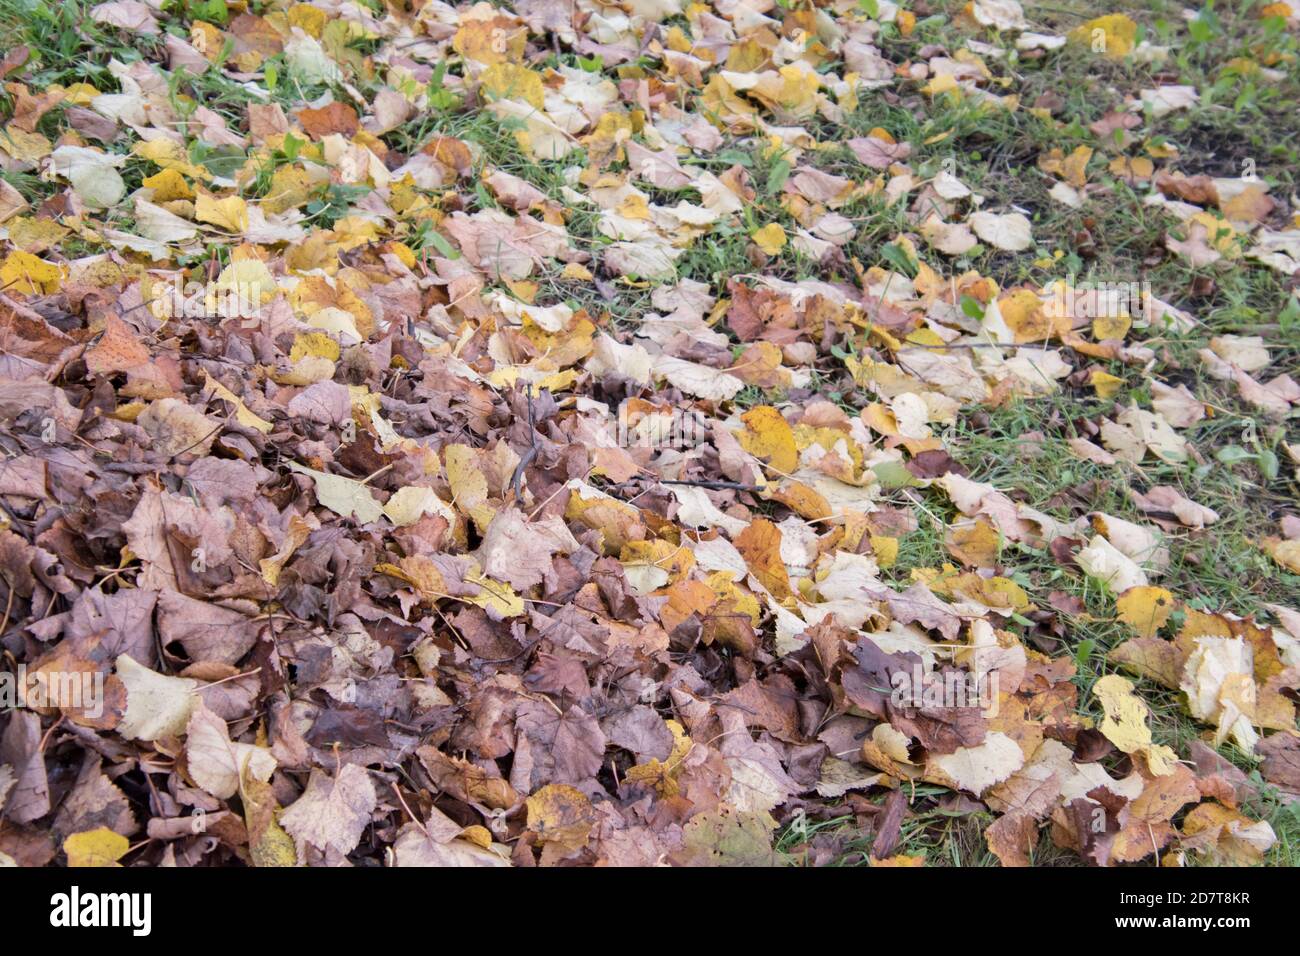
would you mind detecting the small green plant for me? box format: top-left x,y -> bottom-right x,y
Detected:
305,182 -> 372,227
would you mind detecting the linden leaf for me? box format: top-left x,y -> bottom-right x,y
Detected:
1092,674 -> 1175,773
287,461 -> 384,524
525,784 -> 597,860
735,518 -> 793,601
115,654 -> 198,742
969,211 -> 1034,251
751,222 -> 787,256
240,766 -> 298,868
195,194 -> 250,232
736,405 -> 798,474
202,372 -> 273,435
0,250 -> 61,294
63,827 -> 130,867
1115,586 -> 1174,639
926,732 -> 1025,797
185,702 -> 277,800
1068,14 -> 1138,60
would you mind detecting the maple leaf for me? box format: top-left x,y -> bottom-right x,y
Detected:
510,700 -> 606,793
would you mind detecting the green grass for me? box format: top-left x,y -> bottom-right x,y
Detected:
769,0 -> 1300,867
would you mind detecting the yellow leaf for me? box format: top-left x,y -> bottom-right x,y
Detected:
1219,184 -> 1274,226
377,556 -> 448,597
305,307 -> 362,342
870,535 -> 899,569
60,83 -> 100,107
382,485 -> 455,527
1180,802 -> 1276,865
1116,586 -> 1174,639
264,165 -> 314,214
202,371 -> 273,434
6,216 -> 70,253
625,720 -> 691,796
274,355 -> 336,386
190,20 -> 226,60
133,138 -> 207,177
1261,536 -> 1300,574
946,518 -> 1001,568
0,126 -> 52,162
564,481 -> 644,554
997,288 -> 1050,341
1092,313 -> 1131,341
444,444 -> 495,532
736,405 -> 798,473
1190,211 -> 1239,254
241,770 -> 298,867
735,518 -> 793,602
1092,674 -> 1175,774
750,223 -> 787,256
0,250 -> 61,294
287,2 -> 327,37
1108,156 -> 1154,181
621,538 -> 694,590
453,17 -> 527,65
196,194 -> 249,232
290,331 -> 341,363
209,257 -> 276,317
707,575 -> 762,642
1090,370 -> 1125,399
1040,146 -> 1093,188
861,402 -> 900,438
525,784 -> 596,855
480,62 -> 545,110
259,514 -> 313,586
921,73 -> 960,98
871,853 -> 926,866
940,572 -> 1030,612
1069,14 -> 1138,60
331,216 -> 380,250
762,480 -> 831,521
1059,145 -> 1092,187
142,168 -> 195,202
63,827 -> 130,867
465,568 -> 524,618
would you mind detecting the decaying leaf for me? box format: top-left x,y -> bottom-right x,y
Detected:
279,765 -> 378,860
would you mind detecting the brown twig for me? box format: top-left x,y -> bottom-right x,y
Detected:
510,384 -> 539,504
390,780 -> 428,837
659,478 -> 763,493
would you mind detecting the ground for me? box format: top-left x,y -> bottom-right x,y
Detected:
0,0 -> 1297,868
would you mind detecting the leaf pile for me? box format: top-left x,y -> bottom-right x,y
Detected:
0,0 -> 1298,867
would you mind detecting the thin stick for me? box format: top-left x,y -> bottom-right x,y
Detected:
511,384 -> 539,504
660,478 -> 763,493
390,780 -> 428,837
0,573 -> 13,639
